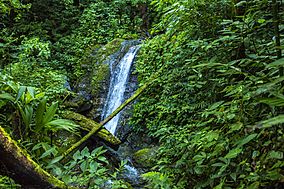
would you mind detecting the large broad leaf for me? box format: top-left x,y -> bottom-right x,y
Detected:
89,161 -> 98,173
35,98 -> 47,132
25,87 -> 35,104
27,87 -> 35,99
257,115 -> 284,128
47,119 -> 79,133
18,104 -> 33,129
42,102 -> 58,124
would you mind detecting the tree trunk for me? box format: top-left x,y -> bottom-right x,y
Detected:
0,126 -> 79,189
63,111 -> 121,145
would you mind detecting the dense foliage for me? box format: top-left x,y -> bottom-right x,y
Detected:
0,0 -> 283,188
0,0 -> 147,188
132,0 -> 284,188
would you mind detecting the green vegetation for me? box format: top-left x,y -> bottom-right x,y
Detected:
131,0 -> 284,188
0,0 -> 283,188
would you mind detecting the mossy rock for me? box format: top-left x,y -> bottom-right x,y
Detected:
133,147 -> 158,168
96,38 -> 124,63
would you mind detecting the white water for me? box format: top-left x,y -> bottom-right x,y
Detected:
102,46 -> 140,134
124,164 -> 139,182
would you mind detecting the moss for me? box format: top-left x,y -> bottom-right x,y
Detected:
63,111 -> 121,145
96,38 -> 125,63
133,147 -> 158,168
121,33 -> 139,40
91,63 -> 109,95
0,126 -> 77,188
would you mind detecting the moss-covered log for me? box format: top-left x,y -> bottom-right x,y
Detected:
0,126 -> 79,189
63,111 -> 121,145
62,79 -> 152,159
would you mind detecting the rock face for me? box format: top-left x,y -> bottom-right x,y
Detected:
68,39 -> 142,124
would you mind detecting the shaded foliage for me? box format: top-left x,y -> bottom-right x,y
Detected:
132,0 -> 284,188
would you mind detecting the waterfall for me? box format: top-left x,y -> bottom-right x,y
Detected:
102,45 -> 140,135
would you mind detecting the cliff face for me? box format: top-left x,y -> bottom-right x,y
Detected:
69,39 -> 141,123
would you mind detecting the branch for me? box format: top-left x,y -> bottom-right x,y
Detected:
62,80 -> 151,159
63,111 -> 121,145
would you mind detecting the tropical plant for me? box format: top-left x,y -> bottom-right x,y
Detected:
0,175 -> 20,189
47,146 -> 128,189
131,0 -> 284,188
0,74 -> 78,141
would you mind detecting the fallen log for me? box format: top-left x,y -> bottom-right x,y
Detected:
63,111 -> 121,145
0,126 -> 79,189
62,78 -> 152,159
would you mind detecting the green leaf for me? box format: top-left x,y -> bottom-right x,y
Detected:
224,148 -> 242,159
228,122 -> 243,133
81,147 -> 90,157
39,147 -> 57,159
211,162 -> 225,167
32,143 -> 43,151
89,161 -> 98,173
0,93 -> 15,101
230,173 -> 237,181
15,86 -> 26,102
213,181 -> 223,189
91,146 -> 104,157
80,161 -> 88,172
257,19 -> 265,24
47,119 -> 79,132
235,1 -> 246,7
206,131 -> 219,142
42,102 -> 58,124
62,175 -> 71,184
35,98 -> 46,132
267,58 -> 284,68
208,101 -> 224,110
18,105 -> 33,129
257,115 -> 284,128
73,150 -> 82,160
266,170 -> 283,180
98,156 -> 108,164
236,134 -> 257,147
268,151 -> 283,159
259,98 -> 284,107
49,156 -> 63,165
27,87 -> 35,99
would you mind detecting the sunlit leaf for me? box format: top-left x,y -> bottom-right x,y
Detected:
224,148 -> 242,159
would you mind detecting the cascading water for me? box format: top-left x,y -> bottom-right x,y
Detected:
102,45 -> 140,135
101,44 -> 142,187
